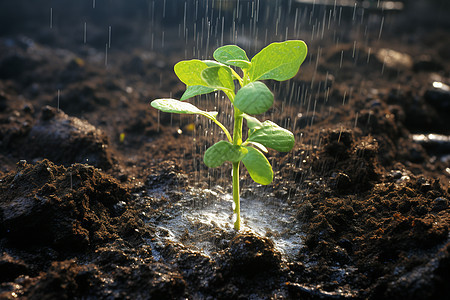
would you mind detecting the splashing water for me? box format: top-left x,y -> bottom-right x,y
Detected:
147,187 -> 304,260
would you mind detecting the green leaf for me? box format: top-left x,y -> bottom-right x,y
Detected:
246,141 -> 268,153
174,60 -> 210,86
242,114 -> 263,129
234,81 -> 274,115
151,98 -> 218,119
228,60 -> 251,69
213,45 -> 251,68
203,60 -> 224,67
248,40 -> 307,82
242,147 -> 273,185
204,141 -> 248,168
180,85 -> 215,101
247,120 -> 295,152
201,66 -> 234,92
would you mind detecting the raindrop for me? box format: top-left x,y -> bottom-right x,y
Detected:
163,0 -> 166,18
57,89 -> 60,112
378,16 -> 384,40
83,22 -> 87,44
367,111 -> 372,125
104,43 -> 108,67
49,7 -> 53,29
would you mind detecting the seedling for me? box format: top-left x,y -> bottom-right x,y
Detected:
151,40 -> 307,230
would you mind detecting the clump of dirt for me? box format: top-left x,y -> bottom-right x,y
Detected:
0,159 -> 128,250
295,168 -> 449,298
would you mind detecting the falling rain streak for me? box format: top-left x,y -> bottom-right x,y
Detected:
84,22 -> 87,44
57,89 -> 60,112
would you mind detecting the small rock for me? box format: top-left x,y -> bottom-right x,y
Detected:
424,82 -> 450,112
370,99 -> 382,108
330,172 -> 352,192
0,253 -> 29,282
22,103 -> 34,114
26,106 -> 113,169
391,170 -> 403,180
376,48 -> 413,70
413,55 -> 444,72
432,197 -> 448,212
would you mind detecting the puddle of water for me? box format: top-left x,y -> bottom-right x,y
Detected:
147,187 -> 304,260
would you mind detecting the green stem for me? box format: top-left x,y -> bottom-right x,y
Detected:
212,119 -> 232,143
232,107 -> 243,230
232,161 -> 240,230
233,108 -> 243,145
230,68 -> 243,87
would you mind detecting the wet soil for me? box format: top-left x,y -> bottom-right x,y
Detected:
1,1 -> 450,299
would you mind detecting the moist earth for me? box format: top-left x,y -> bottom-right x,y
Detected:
1,1 -> 450,299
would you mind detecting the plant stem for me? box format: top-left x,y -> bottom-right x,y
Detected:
232,107 -> 243,230
232,161 -> 240,230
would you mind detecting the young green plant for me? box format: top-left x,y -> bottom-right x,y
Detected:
151,40 -> 307,230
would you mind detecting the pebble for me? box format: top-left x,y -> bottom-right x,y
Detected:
424,81 -> 450,112
432,197 -> 448,212
413,55 -> 444,72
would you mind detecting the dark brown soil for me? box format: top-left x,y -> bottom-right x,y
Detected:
1,1 -> 450,299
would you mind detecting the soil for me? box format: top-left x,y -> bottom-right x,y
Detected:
0,1 -> 450,299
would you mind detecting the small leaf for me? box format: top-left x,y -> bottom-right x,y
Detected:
174,60 -> 209,86
204,141 -> 248,168
201,66 -> 234,91
151,98 -> 218,119
247,120 -> 295,152
243,114 -> 263,129
248,40 -> 307,82
227,60 -> 251,69
213,45 -> 251,68
242,147 -> 273,185
234,81 -> 274,115
203,60 -> 224,67
246,141 -> 268,153
181,85 -> 215,101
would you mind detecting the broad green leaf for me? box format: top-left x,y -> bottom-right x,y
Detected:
201,66 -> 234,91
180,85 -> 215,101
242,114 -> 262,129
242,147 -> 273,185
151,98 -> 218,119
204,141 -> 248,168
213,45 -> 251,68
174,60 -> 209,86
247,120 -> 294,152
248,40 -> 307,82
234,81 -> 274,115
